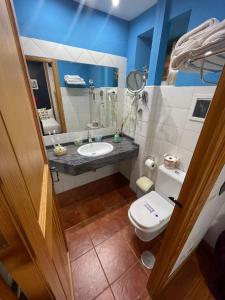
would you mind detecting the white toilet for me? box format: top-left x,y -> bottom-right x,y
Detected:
128,164 -> 186,242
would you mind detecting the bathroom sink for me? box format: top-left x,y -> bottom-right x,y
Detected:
77,142 -> 113,157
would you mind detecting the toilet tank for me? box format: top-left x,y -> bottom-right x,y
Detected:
155,165 -> 186,201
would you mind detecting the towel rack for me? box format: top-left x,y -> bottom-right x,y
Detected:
187,48 -> 225,84
199,60 -> 221,84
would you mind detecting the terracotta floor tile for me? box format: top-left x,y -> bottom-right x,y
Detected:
71,249 -> 108,300
58,174 -> 135,230
86,204 -> 131,247
120,225 -> 163,275
110,205 -> 130,228
77,196 -> 106,219
60,207 -> 84,230
121,225 -> 160,259
96,232 -> 137,284
117,185 -> 136,201
86,214 -> 121,246
96,174 -> 128,196
57,190 -> 77,208
101,190 -> 127,209
111,263 -> 149,300
65,227 -> 93,261
95,288 -> 114,300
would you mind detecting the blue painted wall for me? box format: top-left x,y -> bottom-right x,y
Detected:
148,0 -> 171,85
126,6 -> 156,74
135,35 -> 152,72
57,61 -> 117,88
13,0 -> 129,57
127,0 -> 225,86
13,0 -> 225,86
88,65 -> 117,88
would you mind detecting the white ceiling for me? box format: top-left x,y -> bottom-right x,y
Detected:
73,0 -> 157,21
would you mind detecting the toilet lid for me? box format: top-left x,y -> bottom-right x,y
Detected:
130,191 -> 174,230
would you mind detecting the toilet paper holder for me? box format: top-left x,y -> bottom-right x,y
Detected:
147,155 -> 156,162
145,156 -> 157,170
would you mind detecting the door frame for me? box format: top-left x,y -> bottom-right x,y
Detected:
25,55 -> 67,133
148,68 -> 225,298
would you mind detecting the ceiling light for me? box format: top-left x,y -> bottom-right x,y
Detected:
112,0 -> 119,7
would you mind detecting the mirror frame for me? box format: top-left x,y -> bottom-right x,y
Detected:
127,70 -> 146,94
25,55 -> 67,133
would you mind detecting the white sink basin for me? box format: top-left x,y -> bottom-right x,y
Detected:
77,142 -> 113,157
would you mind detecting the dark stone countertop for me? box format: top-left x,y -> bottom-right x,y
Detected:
46,136 -> 139,176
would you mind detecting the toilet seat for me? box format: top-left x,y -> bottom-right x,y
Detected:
129,191 -> 174,232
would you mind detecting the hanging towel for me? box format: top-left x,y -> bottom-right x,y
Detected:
170,18 -> 225,72
173,18 -> 219,57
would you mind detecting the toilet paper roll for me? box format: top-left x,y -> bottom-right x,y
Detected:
145,159 -> 156,170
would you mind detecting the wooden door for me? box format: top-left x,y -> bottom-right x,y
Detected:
0,0 -> 73,299
147,68 -> 225,299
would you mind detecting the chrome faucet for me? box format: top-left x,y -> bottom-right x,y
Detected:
87,128 -> 92,143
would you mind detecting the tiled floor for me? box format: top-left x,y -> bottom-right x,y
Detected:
66,212 -> 161,300
57,173 -> 136,230
57,173 -> 161,300
57,173 -> 214,300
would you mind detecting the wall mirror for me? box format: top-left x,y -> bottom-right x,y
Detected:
26,56 -> 119,135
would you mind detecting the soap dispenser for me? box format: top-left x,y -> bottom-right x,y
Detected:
113,130 -> 121,143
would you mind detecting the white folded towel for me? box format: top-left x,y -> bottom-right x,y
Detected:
64,75 -> 82,80
65,81 -> 86,85
64,74 -> 86,85
65,79 -> 85,83
170,18 -> 225,72
173,18 -> 219,57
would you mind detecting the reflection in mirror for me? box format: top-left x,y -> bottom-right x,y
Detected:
26,56 -> 119,135
127,70 -> 145,94
26,57 -> 66,135
57,60 -> 118,132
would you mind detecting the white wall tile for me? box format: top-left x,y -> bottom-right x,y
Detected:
151,122 -> 165,140
193,86 -> 216,95
21,36 -> 127,90
129,85 -> 215,189
160,86 -> 194,109
118,73 -> 126,88
20,37 -> 44,57
163,125 -> 182,145
64,45 -> 83,61
54,164 -> 118,193
136,121 -> 149,138
185,116 -> 204,133
167,108 -> 188,129
176,147 -> 193,172
179,130 -> 200,152
161,141 -> 178,156
154,104 -> 171,125
78,49 -> 96,65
